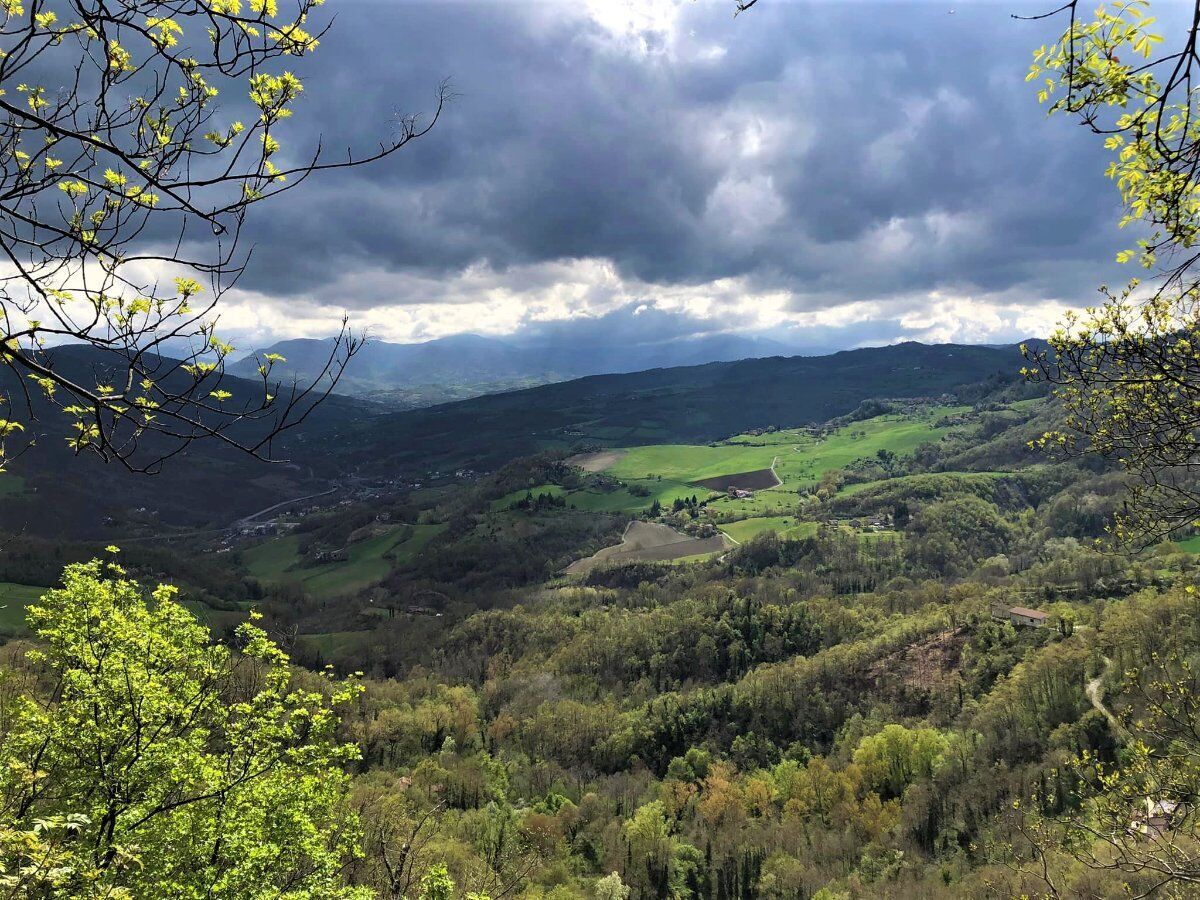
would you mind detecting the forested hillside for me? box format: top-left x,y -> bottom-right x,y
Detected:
304,341 -> 1030,478
0,342 -> 1024,537
259,386 -> 1200,898
3,373 -> 1196,897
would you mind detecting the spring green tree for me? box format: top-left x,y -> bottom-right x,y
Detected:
852,724 -> 948,800
1016,5 -> 1200,893
0,555 -> 369,898
418,864 -> 455,900
1019,0 -> 1200,541
594,872 -> 631,900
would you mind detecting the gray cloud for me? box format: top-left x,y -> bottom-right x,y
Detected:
208,0 -> 1157,343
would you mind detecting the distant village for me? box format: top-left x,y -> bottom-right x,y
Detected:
213,466 -> 480,550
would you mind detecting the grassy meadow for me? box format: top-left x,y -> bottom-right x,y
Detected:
565,407 -> 976,537
719,516 -> 820,544
243,523 -> 447,599
490,484 -> 568,510
0,581 -> 44,635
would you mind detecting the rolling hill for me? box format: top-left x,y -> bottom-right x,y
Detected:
0,340 -> 1029,538
325,341 -> 1030,477
0,345 -> 375,537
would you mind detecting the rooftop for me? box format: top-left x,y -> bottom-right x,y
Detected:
1009,606 -> 1048,620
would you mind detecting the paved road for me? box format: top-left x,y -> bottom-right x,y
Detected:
233,486 -> 339,527
110,485 -> 340,543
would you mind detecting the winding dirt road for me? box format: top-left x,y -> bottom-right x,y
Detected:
1086,656 -> 1121,733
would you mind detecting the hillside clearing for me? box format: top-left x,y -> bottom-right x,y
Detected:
491,484 -> 567,510
719,517 -> 819,543
567,450 -> 627,473
1177,535 -> 1200,553
565,521 -> 732,574
0,582 -> 45,635
564,481 -> 703,513
243,523 -> 447,599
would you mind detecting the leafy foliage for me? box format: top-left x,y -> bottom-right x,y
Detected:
1022,0 -> 1200,541
0,556 -> 367,898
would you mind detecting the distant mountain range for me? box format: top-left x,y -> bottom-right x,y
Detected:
229,332 -> 806,407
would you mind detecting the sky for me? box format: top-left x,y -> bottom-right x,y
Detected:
210,0 -> 1144,352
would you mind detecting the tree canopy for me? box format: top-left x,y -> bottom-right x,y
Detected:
1020,0 -> 1200,541
0,555 -> 368,897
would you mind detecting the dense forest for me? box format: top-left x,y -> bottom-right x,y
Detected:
264,391 -> 1200,899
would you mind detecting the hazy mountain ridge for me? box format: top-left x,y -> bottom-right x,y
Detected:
230,331 -> 805,405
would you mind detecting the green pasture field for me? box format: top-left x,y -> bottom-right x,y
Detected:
550,403 -> 1022,528
859,529 -> 902,544
705,486 -> 801,519
0,582 -> 45,635
611,409 -> 964,485
718,517 -> 819,544
1176,535 -> 1200,554
665,549 -> 729,566
243,523 -> 447,599
712,411 -> 971,517
563,408 -> 974,521
299,630 -> 372,659
770,409 -> 969,484
242,535 -> 302,581
607,441 -> 785,483
564,480 -> 706,513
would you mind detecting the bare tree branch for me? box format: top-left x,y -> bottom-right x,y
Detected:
0,0 -> 447,473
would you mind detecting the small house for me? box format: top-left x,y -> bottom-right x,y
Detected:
1008,606 -> 1048,628
1130,798 -> 1186,837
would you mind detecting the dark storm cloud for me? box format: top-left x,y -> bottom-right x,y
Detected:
224,0 -> 1152,323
